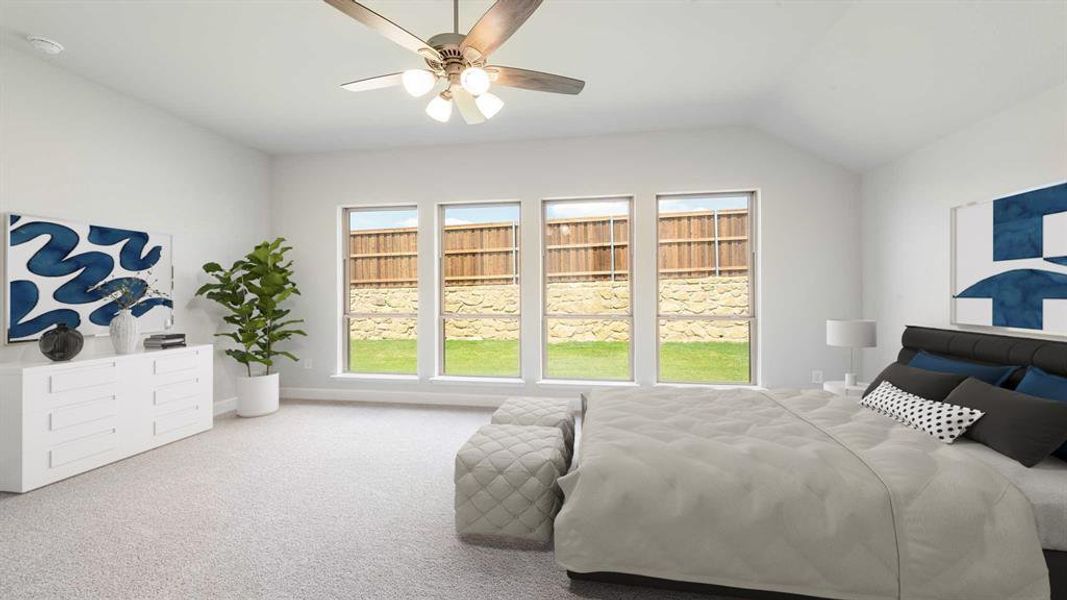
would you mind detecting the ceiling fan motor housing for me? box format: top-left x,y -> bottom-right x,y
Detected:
426,32 -> 483,81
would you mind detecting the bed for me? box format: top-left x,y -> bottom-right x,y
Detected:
555,326 -> 1067,600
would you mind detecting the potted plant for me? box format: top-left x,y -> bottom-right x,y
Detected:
196,238 -> 306,417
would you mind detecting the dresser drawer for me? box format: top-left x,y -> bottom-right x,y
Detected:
154,405 -> 203,436
155,393 -> 200,416
23,365 -> 119,415
153,379 -> 202,407
49,362 -> 118,393
152,352 -> 199,375
25,408 -> 120,451
50,396 -> 116,431
49,428 -> 118,468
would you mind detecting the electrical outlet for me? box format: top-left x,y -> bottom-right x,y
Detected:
811,370 -> 824,384
304,359 -> 313,370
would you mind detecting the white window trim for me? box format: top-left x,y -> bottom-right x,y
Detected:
540,196 -> 636,382
654,191 -> 758,385
437,200 -> 523,379
335,191 -> 761,389
341,205 -> 420,377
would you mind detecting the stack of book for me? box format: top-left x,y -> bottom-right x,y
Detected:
144,333 -> 186,350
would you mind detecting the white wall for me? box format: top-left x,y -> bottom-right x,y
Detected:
0,49 -> 271,406
861,84 -> 1067,375
271,126 -> 861,402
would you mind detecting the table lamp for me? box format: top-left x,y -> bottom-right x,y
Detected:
826,319 -> 877,386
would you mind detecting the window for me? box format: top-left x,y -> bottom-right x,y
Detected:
439,203 -> 521,378
344,207 -> 419,375
542,197 -> 633,381
657,193 -> 755,383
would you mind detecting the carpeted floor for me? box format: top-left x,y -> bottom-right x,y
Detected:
0,400 -> 731,600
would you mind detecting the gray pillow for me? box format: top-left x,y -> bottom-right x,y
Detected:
864,362 -> 968,401
944,378 -> 1067,467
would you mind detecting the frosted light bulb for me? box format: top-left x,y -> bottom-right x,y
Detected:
475,92 -> 504,119
460,67 -> 491,96
425,93 -> 453,123
402,69 -> 436,97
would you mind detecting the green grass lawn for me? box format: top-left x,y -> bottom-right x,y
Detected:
659,341 -> 750,383
350,339 -> 749,383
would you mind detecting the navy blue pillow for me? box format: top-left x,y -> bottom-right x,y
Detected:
1016,366 -> 1067,401
908,351 -> 1018,386
1016,367 -> 1067,461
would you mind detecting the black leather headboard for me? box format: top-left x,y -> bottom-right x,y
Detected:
898,325 -> 1067,388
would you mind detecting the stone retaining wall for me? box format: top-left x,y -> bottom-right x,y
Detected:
350,276 -> 749,342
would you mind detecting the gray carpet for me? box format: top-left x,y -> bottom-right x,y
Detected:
0,400 -> 733,600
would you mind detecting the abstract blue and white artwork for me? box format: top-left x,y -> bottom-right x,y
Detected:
952,182 -> 1067,334
5,214 -> 174,343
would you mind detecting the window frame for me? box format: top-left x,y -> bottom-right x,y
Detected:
436,200 -> 523,379
654,191 -> 758,385
540,195 -> 635,382
341,205 -> 421,377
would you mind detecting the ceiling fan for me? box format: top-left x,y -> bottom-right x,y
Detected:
324,0 -> 585,124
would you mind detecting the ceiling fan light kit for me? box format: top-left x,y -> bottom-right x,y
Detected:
425,93 -> 454,123
460,67 -> 491,96
401,69 -> 437,97
475,92 -> 504,119
324,0 -> 585,125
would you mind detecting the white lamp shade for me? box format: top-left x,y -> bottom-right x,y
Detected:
826,320 -> 877,348
475,92 -> 504,119
425,94 -> 453,123
401,69 -> 436,97
460,67 -> 491,96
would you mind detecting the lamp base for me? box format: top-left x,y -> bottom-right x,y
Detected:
844,372 -> 857,387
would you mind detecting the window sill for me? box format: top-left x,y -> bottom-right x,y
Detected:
429,376 -> 525,386
331,373 -> 419,382
536,379 -> 639,387
655,382 -> 763,390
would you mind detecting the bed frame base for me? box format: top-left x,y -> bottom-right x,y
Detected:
569,550 -> 1066,600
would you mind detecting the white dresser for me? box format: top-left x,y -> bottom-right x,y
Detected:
0,345 -> 213,493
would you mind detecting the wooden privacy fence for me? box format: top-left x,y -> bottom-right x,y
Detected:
348,210 -> 749,288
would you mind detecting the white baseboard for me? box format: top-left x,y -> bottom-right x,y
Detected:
213,396 -> 236,416
280,386 -> 509,409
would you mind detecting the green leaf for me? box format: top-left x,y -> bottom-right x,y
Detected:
200,238 -> 302,371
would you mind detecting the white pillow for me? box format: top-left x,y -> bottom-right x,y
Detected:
861,381 -> 984,443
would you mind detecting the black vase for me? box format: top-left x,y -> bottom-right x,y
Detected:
39,323 -> 84,362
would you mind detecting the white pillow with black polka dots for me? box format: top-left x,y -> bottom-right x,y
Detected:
860,381 -> 984,443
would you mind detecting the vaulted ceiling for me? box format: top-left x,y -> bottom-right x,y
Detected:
2,0 -> 1064,170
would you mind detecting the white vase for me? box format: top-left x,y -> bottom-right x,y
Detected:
235,373 -> 280,417
109,309 -> 139,354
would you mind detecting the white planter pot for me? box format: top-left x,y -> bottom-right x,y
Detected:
109,309 -> 139,355
235,373 -> 279,417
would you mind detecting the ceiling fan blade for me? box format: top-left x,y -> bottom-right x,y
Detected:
461,0 -> 542,60
452,88 -> 487,125
489,66 -> 585,95
340,72 -> 404,93
324,0 -> 442,62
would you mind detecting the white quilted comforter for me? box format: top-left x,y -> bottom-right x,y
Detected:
554,387 -> 1050,600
